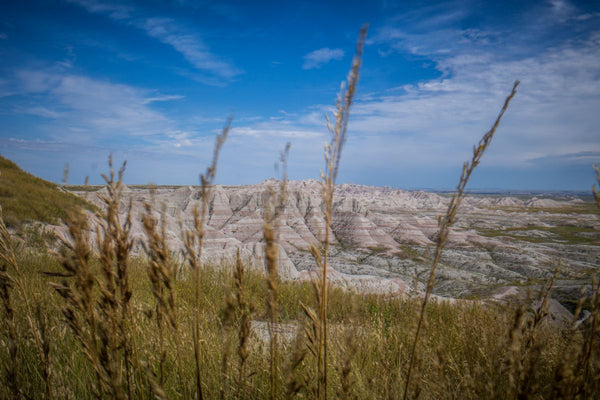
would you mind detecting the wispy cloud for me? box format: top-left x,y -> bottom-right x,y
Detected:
50,74 -> 170,136
141,94 -> 185,104
141,17 -> 241,79
3,0 -> 599,188
67,0 -> 241,81
333,3 -> 600,178
0,79 -> 16,98
529,151 -> 600,165
549,0 -> 576,20
16,106 -> 62,119
303,48 -> 344,69
231,126 -> 322,139
219,19 -> 600,185
66,0 -> 132,20
12,68 -> 198,150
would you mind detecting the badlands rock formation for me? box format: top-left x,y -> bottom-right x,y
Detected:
70,180 -> 600,306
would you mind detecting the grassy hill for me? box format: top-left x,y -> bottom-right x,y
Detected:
0,155 -> 94,228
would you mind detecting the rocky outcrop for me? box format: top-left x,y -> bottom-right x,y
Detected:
69,180 -> 599,300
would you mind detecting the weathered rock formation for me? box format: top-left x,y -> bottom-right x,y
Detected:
69,180 -> 600,303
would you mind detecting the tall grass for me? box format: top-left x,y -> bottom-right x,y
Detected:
310,23 -> 367,400
0,26 -> 599,400
181,116 -> 231,400
264,142 -> 290,400
403,80 -> 520,400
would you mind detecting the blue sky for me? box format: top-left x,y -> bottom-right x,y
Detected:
0,0 -> 599,190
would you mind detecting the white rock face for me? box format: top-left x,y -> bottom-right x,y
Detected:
70,180 -> 600,300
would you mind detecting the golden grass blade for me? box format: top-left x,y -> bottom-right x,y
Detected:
312,23 -> 368,400
403,80 -> 520,400
264,142 -> 290,399
182,117 -> 231,400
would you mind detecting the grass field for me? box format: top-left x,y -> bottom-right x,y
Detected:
0,156 -> 95,228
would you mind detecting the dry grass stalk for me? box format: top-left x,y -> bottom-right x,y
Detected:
219,250 -> 254,400
568,276 -> 600,399
181,117 -> 231,400
578,278 -> 600,397
142,204 -> 174,334
552,288 -> 587,398
337,328 -> 358,400
94,159 -> 130,400
300,298 -> 321,398
0,206 -> 53,399
142,360 -> 168,400
220,273 -> 235,400
233,249 -> 254,400
550,169 -> 600,399
285,327 -> 308,399
97,159 -> 142,399
142,201 -> 188,398
552,277 -> 600,399
52,205 -> 107,397
403,80 -> 520,400
35,304 -> 53,400
52,157 -> 142,400
511,268 -> 559,399
264,142 -> 290,399
309,24 -> 367,400
303,245 -> 324,397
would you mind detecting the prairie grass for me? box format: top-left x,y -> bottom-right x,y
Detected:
0,156 -> 95,228
1,27 -> 599,400
1,245 -> 597,399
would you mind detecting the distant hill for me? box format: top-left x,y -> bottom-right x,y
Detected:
0,156 -> 94,228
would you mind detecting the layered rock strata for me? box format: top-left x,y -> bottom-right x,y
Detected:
69,180 -> 600,303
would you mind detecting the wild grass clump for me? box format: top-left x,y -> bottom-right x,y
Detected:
0,236 -> 599,398
2,244 -> 597,399
0,26 -> 599,400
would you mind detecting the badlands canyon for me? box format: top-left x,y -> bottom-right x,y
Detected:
70,179 -> 600,310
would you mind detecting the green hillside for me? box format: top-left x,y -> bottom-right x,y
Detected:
0,156 -> 94,227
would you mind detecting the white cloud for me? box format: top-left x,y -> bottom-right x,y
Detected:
141,94 -> 184,104
303,48 -> 345,70
0,79 -> 16,98
220,27 -> 600,182
231,126 -> 322,139
12,69 -> 186,143
549,0 -> 576,20
141,18 -> 241,79
350,2 -> 600,178
16,70 -> 62,93
51,74 -> 170,135
17,106 -> 62,119
67,1 -> 241,81
66,0 -> 132,20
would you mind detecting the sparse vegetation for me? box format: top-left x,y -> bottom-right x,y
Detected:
478,225 -> 600,245
0,156 -> 95,228
485,203 -> 600,216
1,27 -> 599,400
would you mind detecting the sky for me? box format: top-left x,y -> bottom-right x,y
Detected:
0,0 -> 599,190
